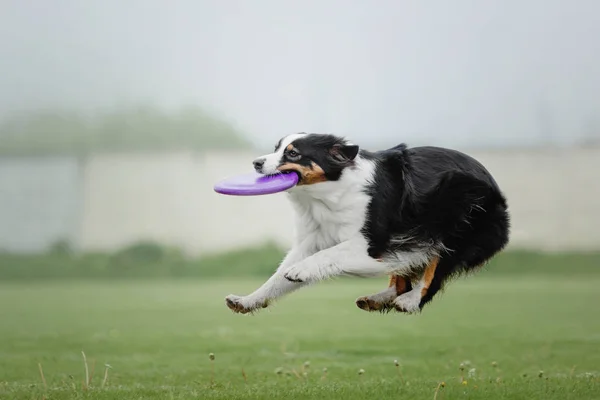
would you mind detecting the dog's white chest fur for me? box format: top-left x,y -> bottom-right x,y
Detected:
287,157 -> 375,251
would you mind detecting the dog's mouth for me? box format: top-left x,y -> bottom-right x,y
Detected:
259,169 -> 302,184
274,166 -> 303,183
286,170 -> 302,182
293,171 -> 304,185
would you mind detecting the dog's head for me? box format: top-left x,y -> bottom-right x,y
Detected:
253,133 -> 360,185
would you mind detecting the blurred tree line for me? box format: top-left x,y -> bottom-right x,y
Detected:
0,240 -> 597,280
0,105 -> 250,156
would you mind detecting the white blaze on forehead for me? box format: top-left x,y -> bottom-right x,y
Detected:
260,133 -> 307,174
275,133 -> 307,152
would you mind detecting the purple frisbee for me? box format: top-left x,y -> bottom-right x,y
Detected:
214,172 -> 299,196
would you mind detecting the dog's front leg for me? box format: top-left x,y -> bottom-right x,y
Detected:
284,237 -> 391,283
225,243 -> 314,314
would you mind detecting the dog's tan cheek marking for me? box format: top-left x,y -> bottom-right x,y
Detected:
420,256 -> 440,298
278,162 -> 327,186
277,162 -> 299,174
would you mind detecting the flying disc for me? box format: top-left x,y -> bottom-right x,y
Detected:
214,172 -> 299,196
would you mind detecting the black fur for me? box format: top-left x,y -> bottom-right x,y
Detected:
281,133 -> 360,181
272,133 -> 510,311
361,144 -> 510,309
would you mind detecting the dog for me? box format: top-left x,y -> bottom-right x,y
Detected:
225,133 -> 510,314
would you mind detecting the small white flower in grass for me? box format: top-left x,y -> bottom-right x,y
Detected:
303,361 -> 310,368
275,368 -> 283,375
322,367 -> 328,373
468,368 -> 476,378
358,369 -> 365,375
208,353 -> 216,385
459,363 -> 465,372
491,361 -> 498,368
393,359 -> 403,381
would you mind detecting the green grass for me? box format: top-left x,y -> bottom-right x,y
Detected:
1,275 -> 599,399
0,243 -> 285,280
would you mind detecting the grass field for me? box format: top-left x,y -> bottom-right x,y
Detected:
1,274 -> 599,399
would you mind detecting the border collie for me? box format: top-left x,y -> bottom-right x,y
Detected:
225,133 -> 510,314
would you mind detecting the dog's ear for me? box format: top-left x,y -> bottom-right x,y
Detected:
330,144 -> 360,162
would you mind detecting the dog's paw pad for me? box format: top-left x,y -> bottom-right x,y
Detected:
355,297 -> 370,311
356,297 -> 377,311
356,296 -> 391,312
225,295 -> 251,314
225,295 -> 269,314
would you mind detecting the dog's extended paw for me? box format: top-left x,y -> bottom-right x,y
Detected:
356,296 -> 388,312
225,295 -> 250,314
225,295 -> 267,314
393,292 -> 422,314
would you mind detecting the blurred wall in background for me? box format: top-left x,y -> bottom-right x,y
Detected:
78,150 -> 294,255
0,146 -> 598,255
0,157 -> 81,252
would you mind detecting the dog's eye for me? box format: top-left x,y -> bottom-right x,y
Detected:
288,150 -> 299,158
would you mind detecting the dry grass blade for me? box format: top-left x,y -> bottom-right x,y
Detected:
81,351 -> 89,390
209,353 -> 215,385
290,369 -> 302,379
38,363 -> 47,391
89,359 -> 96,386
570,365 -> 577,377
433,381 -> 445,400
101,364 -> 111,388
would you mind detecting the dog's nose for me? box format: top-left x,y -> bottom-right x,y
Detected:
253,158 -> 266,172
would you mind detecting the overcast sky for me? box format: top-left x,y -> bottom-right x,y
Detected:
1,0 -> 599,149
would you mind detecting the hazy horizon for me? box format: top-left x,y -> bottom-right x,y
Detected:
2,0 -> 599,149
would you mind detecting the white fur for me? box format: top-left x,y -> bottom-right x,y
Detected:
287,155 -> 376,249
393,291 -> 422,314
225,137 -> 432,314
393,274 -> 429,314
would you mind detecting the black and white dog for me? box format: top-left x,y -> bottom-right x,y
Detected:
226,133 -> 510,314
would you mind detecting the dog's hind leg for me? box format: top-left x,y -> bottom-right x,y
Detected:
355,275 -> 411,312
393,256 -> 439,314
